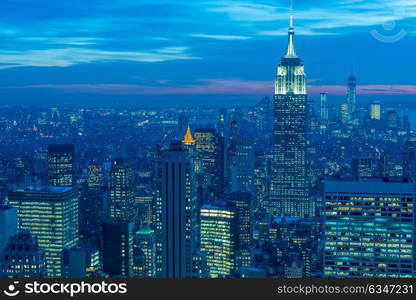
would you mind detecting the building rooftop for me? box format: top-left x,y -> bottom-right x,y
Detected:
326,178 -> 415,194
0,204 -> 15,211
137,225 -> 154,235
13,186 -> 75,193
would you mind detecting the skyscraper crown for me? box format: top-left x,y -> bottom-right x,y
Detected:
183,126 -> 196,145
285,1 -> 297,57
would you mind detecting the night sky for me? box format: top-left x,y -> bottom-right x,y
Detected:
0,0 -> 415,107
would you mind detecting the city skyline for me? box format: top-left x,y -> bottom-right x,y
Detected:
1,0 -> 416,283
0,1 -> 414,106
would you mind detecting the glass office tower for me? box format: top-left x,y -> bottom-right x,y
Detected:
8,187 -> 79,278
324,179 -> 415,278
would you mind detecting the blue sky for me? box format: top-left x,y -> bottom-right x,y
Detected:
0,0 -> 415,106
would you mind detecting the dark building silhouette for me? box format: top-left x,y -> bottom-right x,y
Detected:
47,144 -> 75,187
1,231 -> 47,278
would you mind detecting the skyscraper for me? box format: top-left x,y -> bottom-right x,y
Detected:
370,101 -> 381,120
8,187 -> 79,278
102,156 -> 135,278
385,109 -> 400,129
403,138 -> 416,180
226,192 -> 253,271
1,231 -> 47,278
102,220 -> 134,278
47,144 -> 75,187
85,161 -> 105,231
231,138 -> 254,193
347,74 -> 357,116
109,157 -> 135,222
155,141 -> 197,278
270,11 -> 311,218
194,128 -> 225,200
320,93 -> 329,123
339,103 -> 349,124
200,205 -> 236,278
324,179 -> 416,278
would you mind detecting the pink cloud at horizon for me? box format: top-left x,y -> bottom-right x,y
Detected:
9,80 -> 416,97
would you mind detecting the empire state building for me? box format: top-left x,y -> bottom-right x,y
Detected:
268,13 -> 312,218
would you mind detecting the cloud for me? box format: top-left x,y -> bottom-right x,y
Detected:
191,33 -> 251,40
209,0 -> 416,32
20,37 -> 103,46
0,47 -> 200,69
10,80 -> 416,96
209,2 -> 285,22
309,84 -> 416,96
14,79 -> 273,95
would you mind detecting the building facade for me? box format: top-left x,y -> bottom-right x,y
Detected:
7,187 -> 79,278
47,144 -> 75,187
1,231 -> 47,278
324,179 -> 416,277
109,157 -> 135,222
155,141 -> 197,278
200,205 -> 236,278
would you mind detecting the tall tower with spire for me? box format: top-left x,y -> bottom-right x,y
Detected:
347,71 -> 357,117
267,4 -> 311,218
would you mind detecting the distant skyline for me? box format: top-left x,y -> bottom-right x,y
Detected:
0,0 -> 415,105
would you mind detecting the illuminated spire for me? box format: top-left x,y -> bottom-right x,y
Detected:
183,126 -> 195,145
286,0 -> 296,57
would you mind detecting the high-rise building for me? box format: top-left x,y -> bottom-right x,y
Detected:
194,128 -> 225,200
155,141 -> 197,278
320,93 -> 329,122
352,157 -> 376,179
200,204 -> 236,278
254,152 -> 273,211
385,109 -> 400,129
87,161 -> 104,190
8,187 -> 79,278
109,157 -> 135,222
103,154 -> 135,279
0,205 -> 17,253
133,225 -> 156,278
347,74 -> 357,116
324,179 -> 416,278
102,220 -> 134,278
255,97 -> 274,135
403,138 -> 416,180
370,101 -> 381,120
231,138 -> 254,193
85,161 -> 105,230
270,12 -> 311,218
47,144 -> 75,187
1,231 -> 47,278
226,193 -> 253,271
339,103 -> 349,124
178,112 -> 189,137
